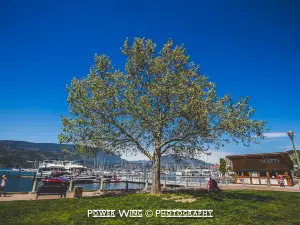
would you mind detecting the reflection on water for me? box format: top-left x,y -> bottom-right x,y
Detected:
0,175 -> 33,192
79,182 -> 144,191
0,173 -> 145,192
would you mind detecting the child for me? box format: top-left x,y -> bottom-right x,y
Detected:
278,174 -> 285,187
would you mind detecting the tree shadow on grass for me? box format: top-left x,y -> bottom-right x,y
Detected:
83,188 -> 276,204
162,189 -> 276,203
83,189 -> 141,199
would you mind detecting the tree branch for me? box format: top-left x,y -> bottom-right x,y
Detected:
92,105 -> 153,160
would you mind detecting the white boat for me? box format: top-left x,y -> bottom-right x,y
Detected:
102,171 -> 114,177
37,160 -> 65,176
182,169 -> 201,176
64,160 -> 88,175
22,168 -> 38,172
115,170 -> 129,175
74,175 -> 96,180
201,169 -> 212,177
175,171 -> 183,176
91,170 -> 102,177
165,171 -> 176,175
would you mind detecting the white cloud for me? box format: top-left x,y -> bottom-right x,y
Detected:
263,132 -> 287,138
278,145 -> 292,149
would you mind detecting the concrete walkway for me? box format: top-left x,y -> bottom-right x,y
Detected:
191,184 -> 300,192
0,191 -> 97,202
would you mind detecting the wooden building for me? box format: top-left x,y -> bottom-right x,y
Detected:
225,152 -> 294,186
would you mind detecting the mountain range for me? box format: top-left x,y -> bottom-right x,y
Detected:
0,140 -> 207,168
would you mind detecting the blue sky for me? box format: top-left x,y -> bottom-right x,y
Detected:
1,1 -> 300,162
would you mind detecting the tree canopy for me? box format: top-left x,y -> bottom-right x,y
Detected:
219,158 -> 227,176
59,37 -> 267,193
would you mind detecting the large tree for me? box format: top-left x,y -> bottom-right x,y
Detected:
59,38 -> 267,194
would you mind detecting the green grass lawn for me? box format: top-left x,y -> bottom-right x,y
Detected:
0,189 -> 299,225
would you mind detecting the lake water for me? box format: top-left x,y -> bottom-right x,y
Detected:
0,170 -> 145,192
0,170 -> 227,192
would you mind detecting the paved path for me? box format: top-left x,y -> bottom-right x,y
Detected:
190,184 -> 300,192
0,192 -> 96,202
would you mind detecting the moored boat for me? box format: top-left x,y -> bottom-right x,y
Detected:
42,177 -> 69,184
37,159 -> 65,177
111,177 -> 121,183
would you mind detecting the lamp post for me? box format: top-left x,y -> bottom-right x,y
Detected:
287,130 -> 300,169
204,152 -> 211,169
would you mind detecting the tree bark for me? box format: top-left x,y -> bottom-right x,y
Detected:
151,153 -> 161,194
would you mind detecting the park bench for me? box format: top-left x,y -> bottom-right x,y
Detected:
36,185 -> 68,199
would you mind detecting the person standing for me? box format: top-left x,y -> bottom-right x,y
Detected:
278,174 -> 285,187
0,175 -> 7,197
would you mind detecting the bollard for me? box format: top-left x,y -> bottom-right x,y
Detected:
99,179 -> 104,191
267,179 -> 270,187
226,178 -> 228,186
32,172 -> 36,185
185,178 -> 188,187
144,179 -> 148,190
31,179 -> 38,193
199,178 -> 202,187
69,180 -> 73,192
126,180 -> 129,191
164,177 -> 166,188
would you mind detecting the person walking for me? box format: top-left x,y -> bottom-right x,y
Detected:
0,175 -> 7,197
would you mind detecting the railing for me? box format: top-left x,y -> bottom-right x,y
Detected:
30,174 -> 235,193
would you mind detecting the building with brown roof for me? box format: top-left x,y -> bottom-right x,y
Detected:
225,152 -> 294,186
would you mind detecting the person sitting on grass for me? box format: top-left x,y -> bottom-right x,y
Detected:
212,178 -> 220,192
207,178 -> 213,192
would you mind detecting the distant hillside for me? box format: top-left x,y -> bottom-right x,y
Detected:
131,154 -> 208,169
0,140 -> 121,168
0,140 -> 209,169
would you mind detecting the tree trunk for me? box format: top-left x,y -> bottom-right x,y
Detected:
151,153 -> 161,194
